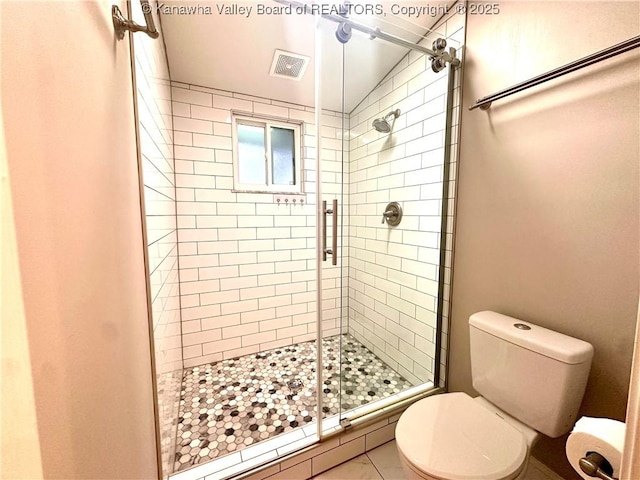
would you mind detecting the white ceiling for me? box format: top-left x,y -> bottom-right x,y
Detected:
160,1 -> 453,112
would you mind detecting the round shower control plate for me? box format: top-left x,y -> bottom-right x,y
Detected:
383,202 -> 403,227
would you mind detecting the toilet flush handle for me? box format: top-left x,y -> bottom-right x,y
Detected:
579,452 -> 617,480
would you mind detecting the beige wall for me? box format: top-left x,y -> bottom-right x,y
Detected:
450,2 -> 639,478
1,74 -> 44,479
1,2 -> 158,478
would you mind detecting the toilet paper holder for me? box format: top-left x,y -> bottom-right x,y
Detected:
579,452 -> 617,480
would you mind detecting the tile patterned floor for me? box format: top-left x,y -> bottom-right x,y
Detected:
174,334 -> 412,472
311,440 -> 564,480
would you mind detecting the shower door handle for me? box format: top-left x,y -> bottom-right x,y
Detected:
322,199 -> 337,266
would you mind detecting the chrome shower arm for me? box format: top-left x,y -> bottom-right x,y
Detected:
112,1 -> 159,40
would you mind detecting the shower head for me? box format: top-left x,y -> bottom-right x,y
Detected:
372,109 -> 401,133
372,117 -> 392,133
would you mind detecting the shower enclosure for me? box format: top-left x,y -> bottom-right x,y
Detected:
130,1 -> 465,478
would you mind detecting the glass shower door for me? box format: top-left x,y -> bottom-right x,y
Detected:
336,28 -> 422,424
313,15 -> 349,435
327,6 -> 465,425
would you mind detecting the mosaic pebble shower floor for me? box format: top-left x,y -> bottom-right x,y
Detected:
174,334 -> 412,471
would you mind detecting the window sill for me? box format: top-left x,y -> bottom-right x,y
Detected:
232,189 -> 306,195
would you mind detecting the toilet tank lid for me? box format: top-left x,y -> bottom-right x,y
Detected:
469,311 -> 594,365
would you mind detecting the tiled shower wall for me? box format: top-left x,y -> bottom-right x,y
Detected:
171,83 -> 347,368
132,3 -> 183,477
346,10 -> 465,386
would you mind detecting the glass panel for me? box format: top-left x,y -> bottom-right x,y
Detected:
319,128 -> 345,431
337,30 -> 421,423
318,18 -> 347,434
237,123 -> 266,184
270,127 -> 295,185
330,7 -> 466,425
140,5 -> 322,477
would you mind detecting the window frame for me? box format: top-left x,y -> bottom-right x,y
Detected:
231,112 -> 303,194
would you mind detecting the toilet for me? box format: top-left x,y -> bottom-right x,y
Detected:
396,311 -> 594,480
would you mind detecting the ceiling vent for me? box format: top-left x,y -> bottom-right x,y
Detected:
269,50 -> 310,81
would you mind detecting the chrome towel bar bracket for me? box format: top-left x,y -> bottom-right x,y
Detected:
113,1 -> 159,40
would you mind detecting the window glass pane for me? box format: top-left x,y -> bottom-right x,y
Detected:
271,127 -> 295,186
238,124 -> 266,184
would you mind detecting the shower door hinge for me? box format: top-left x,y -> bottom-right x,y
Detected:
340,417 -> 352,429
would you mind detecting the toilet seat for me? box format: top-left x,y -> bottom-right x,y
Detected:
396,392 -> 528,480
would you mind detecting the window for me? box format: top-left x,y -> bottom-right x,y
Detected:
232,114 -> 302,193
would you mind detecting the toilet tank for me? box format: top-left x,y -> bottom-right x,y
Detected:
469,311 -> 593,438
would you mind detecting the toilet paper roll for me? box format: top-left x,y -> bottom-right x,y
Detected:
566,416 -> 626,479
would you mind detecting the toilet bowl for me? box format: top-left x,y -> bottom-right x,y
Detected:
395,311 -> 594,480
396,392 -> 536,480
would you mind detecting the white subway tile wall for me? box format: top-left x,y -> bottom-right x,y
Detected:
346,9 -> 464,386
172,85 -> 346,367
169,8 -> 463,385
133,3 -> 183,476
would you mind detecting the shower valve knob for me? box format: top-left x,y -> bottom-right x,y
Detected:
382,202 -> 402,227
